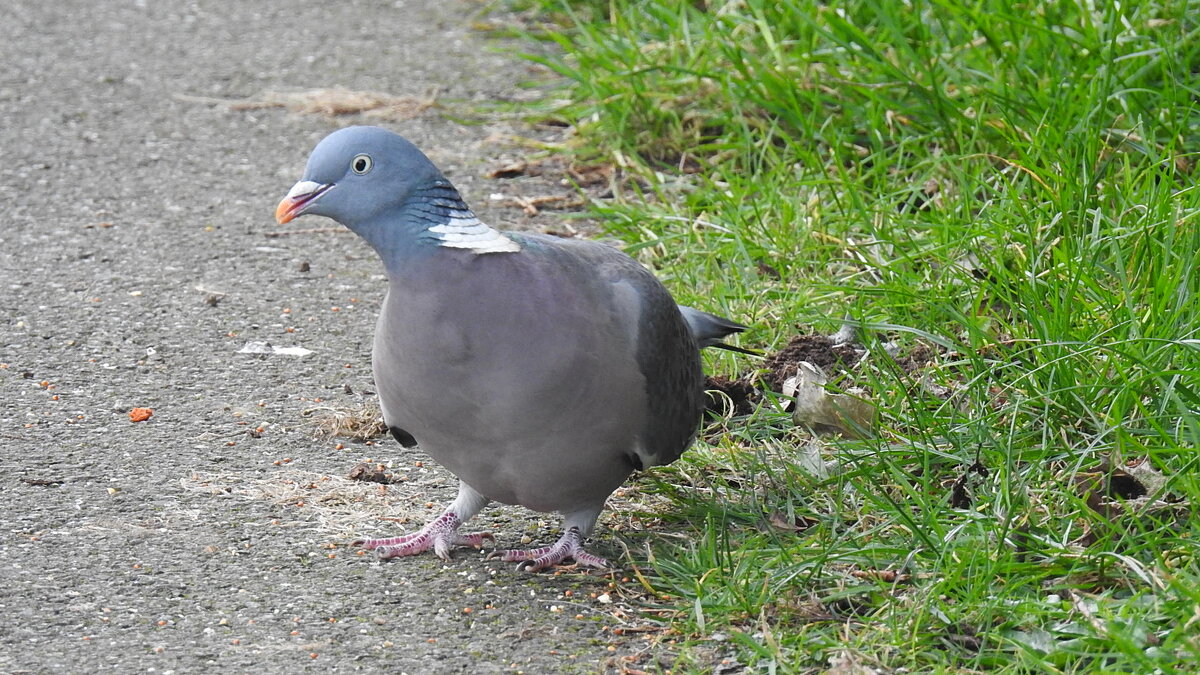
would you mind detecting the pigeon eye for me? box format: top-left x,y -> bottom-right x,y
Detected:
351,154 -> 373,174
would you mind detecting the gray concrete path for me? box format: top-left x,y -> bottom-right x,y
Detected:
1,3 -> 653,672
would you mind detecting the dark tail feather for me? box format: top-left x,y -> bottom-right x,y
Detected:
678,305 -> 758,355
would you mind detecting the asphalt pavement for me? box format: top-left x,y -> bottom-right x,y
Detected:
0,2 -> 655,672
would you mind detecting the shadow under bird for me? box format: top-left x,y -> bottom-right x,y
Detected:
275,126 -> 746,571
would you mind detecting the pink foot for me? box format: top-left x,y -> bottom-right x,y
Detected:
491,526 -> 610,572
353,511 -> 492,561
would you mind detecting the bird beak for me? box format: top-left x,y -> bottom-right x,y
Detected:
275,180 -> 334,224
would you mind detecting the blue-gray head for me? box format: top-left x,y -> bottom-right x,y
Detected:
275,126 -> 444,226
276,126 -> 519,256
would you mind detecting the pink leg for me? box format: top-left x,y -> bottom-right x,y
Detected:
353,482 -> 491,562
353,511 -> 492,560
491,525 -> 610,572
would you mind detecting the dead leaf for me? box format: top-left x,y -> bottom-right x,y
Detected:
1121,457 -> 1168,497
755,259 -> 781,279
766,510 -> 818,533
949,459 -> 989,509
824,652 -> 878,675
129,407 -> 153,422
347,463 -> 391,484
786,362 -> 876,438
1073,457 -> 1185,545
486,162 -> 528,179
848,569 -> 910,584
565,163 -> 614,187
792,436 -> 842,478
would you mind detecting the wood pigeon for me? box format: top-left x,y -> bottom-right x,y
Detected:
276,126 -> 746,571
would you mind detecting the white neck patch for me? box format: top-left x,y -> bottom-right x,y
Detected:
429,214 -> 521,254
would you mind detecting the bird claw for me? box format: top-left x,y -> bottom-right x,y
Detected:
353,511 -> 491,561
492,526 -> 610,573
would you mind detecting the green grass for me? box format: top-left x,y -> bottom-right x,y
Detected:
508,0 -> 1200,671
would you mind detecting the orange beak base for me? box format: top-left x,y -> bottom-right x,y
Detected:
275,196 -> 305,224
275,181 -> 333,224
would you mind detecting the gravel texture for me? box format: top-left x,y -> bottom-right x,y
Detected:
1,2 -> 658,672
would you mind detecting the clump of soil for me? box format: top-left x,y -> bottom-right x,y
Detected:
347,462 -> 391,484
704,375 -> 760,417
894,342 -> 937,374
761,335 -> 863,391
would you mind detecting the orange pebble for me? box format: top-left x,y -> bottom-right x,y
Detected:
129,407 -> 153,422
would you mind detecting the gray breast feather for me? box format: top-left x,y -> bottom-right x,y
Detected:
370,237 -> 704,512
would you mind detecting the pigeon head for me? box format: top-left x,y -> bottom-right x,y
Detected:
275,126 -> 444,226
